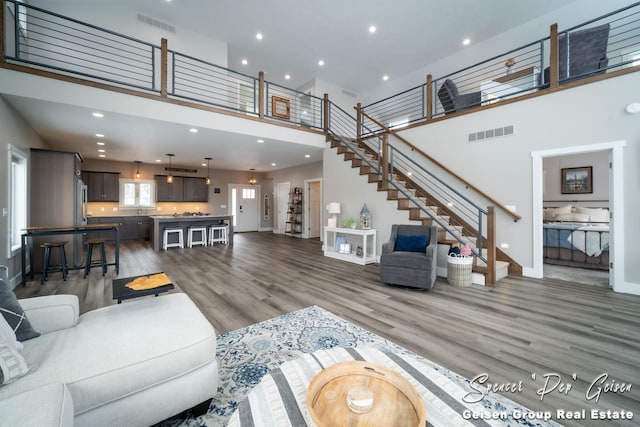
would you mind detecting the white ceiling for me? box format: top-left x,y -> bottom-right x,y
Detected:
5,0 -> 577,170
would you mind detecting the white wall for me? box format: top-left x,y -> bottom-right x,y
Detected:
0,96 -> 49,284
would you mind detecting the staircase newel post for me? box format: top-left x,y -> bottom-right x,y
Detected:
323,93 -> 330,140
426,74 -> 433,121
549,23 -> 559,88
258,71 -> 265,118
486,206 -> 497,286
381,134 -> 389,189
356,102 -> 362,147
160,38 -> 168,97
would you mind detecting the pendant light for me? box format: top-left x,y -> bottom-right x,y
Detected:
166,153 -> 175,183
134,160 -> 142,179
248,168 -> 257,185
204,157 -> 212,185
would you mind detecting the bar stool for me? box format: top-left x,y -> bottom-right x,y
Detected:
187,226 -> 207,248
41,241 -> 68,284
84,238 -> 108,278
208,224 -> 228,245
163,227 -> 184,250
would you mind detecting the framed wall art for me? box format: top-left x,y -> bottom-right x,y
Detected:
271,96 -> 290,119
561,166 -> 593,194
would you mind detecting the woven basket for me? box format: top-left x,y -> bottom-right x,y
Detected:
447,254 -> 473,287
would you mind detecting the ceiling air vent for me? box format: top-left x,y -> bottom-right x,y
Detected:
137,14 -> 176,34
468,125 -> 514,143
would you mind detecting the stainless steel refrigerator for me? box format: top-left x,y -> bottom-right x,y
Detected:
29,149 -> 86,273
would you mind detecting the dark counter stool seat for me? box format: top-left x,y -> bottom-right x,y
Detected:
85,238 -> 108,278
41,241 -> 69,284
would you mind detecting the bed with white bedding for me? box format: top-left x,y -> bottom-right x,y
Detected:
542,205 -> 609,270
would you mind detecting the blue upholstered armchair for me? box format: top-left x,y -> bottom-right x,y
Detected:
380,224 -> 438,290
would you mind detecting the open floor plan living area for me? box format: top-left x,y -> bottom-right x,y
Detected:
1,1 -> 640,426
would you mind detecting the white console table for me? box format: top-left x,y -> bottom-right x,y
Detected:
324,227 -> 377,265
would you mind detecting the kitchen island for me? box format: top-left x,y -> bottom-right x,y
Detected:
150,215 -> 233,251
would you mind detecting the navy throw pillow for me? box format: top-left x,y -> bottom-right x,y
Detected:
395,234 -> 428,253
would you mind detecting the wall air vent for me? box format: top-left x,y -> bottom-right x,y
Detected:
468,125 -> 514,142
341,89 -> 357,98
137,14 -> 175,34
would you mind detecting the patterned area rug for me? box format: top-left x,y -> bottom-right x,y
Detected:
160,305 -> 550,426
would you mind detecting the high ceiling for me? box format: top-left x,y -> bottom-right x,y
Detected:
5,0 -> 578,170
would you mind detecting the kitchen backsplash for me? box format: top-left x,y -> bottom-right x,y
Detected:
87,202 -> 226,217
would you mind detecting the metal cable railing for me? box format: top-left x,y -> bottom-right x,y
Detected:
4,0 -> 158,92
328,101 -> 488,263
265,81 -> 324,129
361,84 -> 425,135
170,51 -> 258,114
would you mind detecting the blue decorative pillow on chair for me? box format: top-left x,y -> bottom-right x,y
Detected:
395,234 -> 428,253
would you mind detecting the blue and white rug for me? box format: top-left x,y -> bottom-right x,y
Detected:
162,305 -> 552,426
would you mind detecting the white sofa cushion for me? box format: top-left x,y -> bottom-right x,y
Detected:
0,382 -> 73,427
0,293 -> 216,418
19,294 -> 79,335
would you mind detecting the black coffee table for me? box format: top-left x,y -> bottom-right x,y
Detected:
112,272 -> 174,303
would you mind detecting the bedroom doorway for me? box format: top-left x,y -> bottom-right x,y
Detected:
532,140 -> 625,292
541,152 -> 610,287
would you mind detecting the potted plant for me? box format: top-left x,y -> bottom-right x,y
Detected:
343,217 -> 357,229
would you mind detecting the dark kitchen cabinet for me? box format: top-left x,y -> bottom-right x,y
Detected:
88,216 -> 150,242
183,177 -> 209,202
155,175 -> 184,202
83,171 -> 120,202
120,216 -> 152,241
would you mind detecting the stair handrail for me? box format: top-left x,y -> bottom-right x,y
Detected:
357,107 -> 521,222
327,101 -> 491,265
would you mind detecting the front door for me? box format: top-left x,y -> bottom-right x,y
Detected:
230,184 -> 259,232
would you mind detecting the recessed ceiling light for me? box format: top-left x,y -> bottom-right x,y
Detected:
241,59 -> 248,65
463,38 -> 471,46
257,139 -> 264,143
305,154 -> 310,158
383,75 -> 389,81
256,32 -> 263,40
369,25 -> 377,33
95,133 -> 104,138
99,154 -> 106,158
96,141 -> 105,146
201,163 -> 207,167
271,163 -> 276,166
92,112 -> 104,118
98,149 -> 105,153
189,128 -> 198,133
285,74 -> 290,80
155,159 -> 162,163
318,60 -> 325,66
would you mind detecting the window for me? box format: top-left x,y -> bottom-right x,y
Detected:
9,146 -> 28,254
119,179 -> 155,208
242,188 -> 256,199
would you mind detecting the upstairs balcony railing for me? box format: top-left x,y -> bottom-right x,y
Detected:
361,1 -> 640,134
1,0 -> 325,131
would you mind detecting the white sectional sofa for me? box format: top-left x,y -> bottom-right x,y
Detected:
0,293 -> 218,427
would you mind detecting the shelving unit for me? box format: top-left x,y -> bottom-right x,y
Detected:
324,227 -> 377,265
285,188 -> 303,237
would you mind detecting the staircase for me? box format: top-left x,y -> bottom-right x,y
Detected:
329,135 -> 512,285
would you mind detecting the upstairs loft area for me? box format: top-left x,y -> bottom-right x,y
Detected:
1,0 -> 639,136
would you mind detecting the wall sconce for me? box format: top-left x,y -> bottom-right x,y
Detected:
134,160 -> 142,179
248,168 -> 257,185
204,157 -> 212,185
166,153 -> 175,183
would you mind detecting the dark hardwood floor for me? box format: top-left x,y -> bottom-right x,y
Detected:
15,232 -> 640,426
